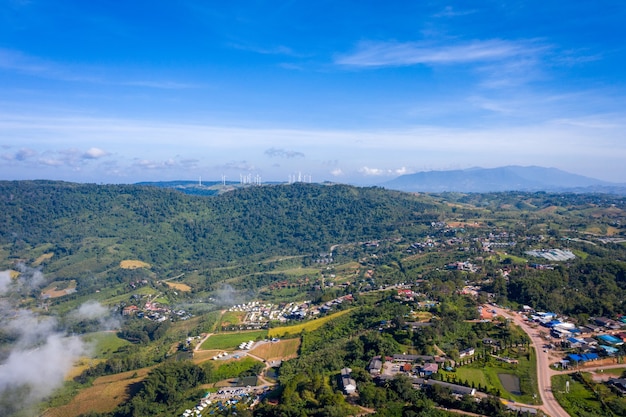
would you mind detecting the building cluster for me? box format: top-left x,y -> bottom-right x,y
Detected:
526,311 -> 626,364
121,299 -> 192,322
181,386 -> 271,417
366,354 -> 476,397
525,249 -> 576,262
225,296 -> 354,330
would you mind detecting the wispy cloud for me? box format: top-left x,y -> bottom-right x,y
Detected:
0,48 -> 197,90
229,42 -> 300,57
265,147 -> 305,158
434,6 -> 477,18
335,39 -> 546,68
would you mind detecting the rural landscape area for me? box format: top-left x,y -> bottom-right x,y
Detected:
1,180 -> 625,417
3,2 -> 626,416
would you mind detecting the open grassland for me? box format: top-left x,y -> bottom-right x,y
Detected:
249,338 -> 300,361
119,259 -> 151,269
83,332 -> 131,358
43,368 -> 151,417
200,330 -> 268,350
268,309 -> 353,338
279,267 -> 320,277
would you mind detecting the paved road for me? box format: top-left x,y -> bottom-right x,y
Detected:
493,307 -> 570,417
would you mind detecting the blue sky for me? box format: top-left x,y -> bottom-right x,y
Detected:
1,1 -> 625,184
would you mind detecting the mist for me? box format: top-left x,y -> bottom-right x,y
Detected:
0,270 -> 116,415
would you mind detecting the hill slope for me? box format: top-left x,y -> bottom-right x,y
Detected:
382,166 -> 621,193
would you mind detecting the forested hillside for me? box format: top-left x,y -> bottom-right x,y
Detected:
0,181 -> 438,278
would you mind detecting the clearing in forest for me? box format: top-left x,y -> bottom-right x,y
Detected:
33,252 -> 54,266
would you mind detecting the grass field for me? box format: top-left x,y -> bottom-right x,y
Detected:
200,330 -> 268,350
250,338 -> 301,361
268,309 -> 353,338
220,310 -> 247,327
83,331 -> 131,358
43,367 -> 152,417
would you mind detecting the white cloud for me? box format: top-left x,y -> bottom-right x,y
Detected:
82,147 -> 109,159
359,166 -> 385,176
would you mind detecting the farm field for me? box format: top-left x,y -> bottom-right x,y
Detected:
268,309 -> 353,338
42,368 -> 152,417
200,330 -> 268,350
164,281 -> 192,292
249,338 -> 301,361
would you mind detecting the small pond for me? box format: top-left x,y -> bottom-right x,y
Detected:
498,373 -> 521,396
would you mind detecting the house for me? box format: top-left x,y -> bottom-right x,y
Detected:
419,363 -> 439,376
340,368 -> 357,395
459,348 -> 475,358
423,379 -> 476,396
608,378 -> 626,396
566,337 -> 584,348
597,334 -> 624,346
122,305 -> 140,316
367,358 -> 382,376
594,317 -> 613,328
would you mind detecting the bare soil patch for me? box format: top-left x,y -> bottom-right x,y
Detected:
41,280 -> 77,299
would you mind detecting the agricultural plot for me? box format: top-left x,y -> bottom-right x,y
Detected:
200,330 -> 268,350
119,260 -> 151,269
164,281 -> 192,292
42,368 -> 151,417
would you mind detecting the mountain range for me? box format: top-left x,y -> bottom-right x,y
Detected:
381,166 -> 626,194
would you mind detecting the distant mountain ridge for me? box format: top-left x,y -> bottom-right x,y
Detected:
382,166 -> 626,194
